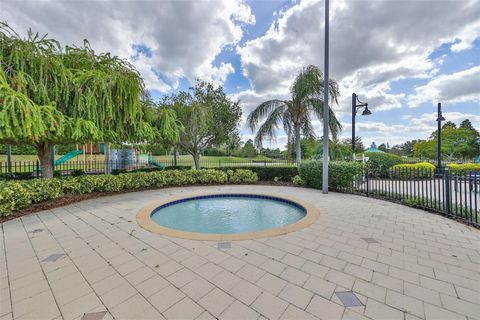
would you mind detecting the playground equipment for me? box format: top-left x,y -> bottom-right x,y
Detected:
3,142 -> 165,177
55,150 -> 83,165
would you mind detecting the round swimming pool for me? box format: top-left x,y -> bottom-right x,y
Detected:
150,194 -> 306,234
137,192 -> 319,240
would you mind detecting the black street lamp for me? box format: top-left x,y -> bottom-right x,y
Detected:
352,93 -> 372,153
436,102 -> 445,169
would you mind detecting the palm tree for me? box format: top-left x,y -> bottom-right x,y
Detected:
247,65 -> 342,162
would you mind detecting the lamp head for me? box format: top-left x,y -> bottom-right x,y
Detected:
361,105 -> 372,116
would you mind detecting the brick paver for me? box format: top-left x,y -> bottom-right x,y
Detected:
1,185 -> 479,320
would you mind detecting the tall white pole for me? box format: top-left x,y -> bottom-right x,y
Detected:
322,0 -> 330,194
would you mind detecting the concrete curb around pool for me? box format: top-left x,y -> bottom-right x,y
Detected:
136,191 -> 320,241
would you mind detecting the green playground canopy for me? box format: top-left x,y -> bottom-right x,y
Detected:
365,142 -> 384,153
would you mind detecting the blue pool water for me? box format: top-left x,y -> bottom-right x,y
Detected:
150,195 -> 306,234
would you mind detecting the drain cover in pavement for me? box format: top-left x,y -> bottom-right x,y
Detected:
335,291 -> 363,307
81,311 -> 107,320
42,253 -> 65,262
217,242 -> 231,249
361,237 -> 379,244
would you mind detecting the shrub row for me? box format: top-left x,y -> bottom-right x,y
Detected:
447,163 -> 480,173
0,169 -> 257,216
219,166 -> 298,181
298,161 -> 364,191
364,152 -> 403,172
390,162 -> 436,179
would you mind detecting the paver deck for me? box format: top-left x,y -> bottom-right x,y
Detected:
1,185 -> 479,320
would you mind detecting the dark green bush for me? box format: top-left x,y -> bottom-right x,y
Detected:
219,166 -> 298,181
111,169 -> 128,175
0,169 -> 257,216
164,165 -> 192,170
129,167 -> 164,173
365,152 -> 403,173
299,161 -> 364,191
70,169 -> 85,177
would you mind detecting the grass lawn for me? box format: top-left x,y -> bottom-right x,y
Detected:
0,154 -> 291,173
153,154 -> 287,167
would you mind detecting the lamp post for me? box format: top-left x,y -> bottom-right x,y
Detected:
436,102 -> 445,169
322,0 -> 329,194
476,138 -> 480,163
351,93 -> 372,153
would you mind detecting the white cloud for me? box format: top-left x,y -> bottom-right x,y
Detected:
407,66 -> 480,107
1,0 -> 255,92
337,112 -> 480,147
237,0 -> 480,114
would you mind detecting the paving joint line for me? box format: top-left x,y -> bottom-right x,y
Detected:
19,215 -> 65,320
71,203 -> 266,320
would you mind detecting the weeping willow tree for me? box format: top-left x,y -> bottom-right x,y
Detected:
0,23 -> 171,177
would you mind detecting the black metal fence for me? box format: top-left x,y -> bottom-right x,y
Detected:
0,158 -> 298,179
1,158 -> 478,226
342,167 -> 479,226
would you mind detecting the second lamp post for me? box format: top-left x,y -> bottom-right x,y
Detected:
352,93 -> 372,153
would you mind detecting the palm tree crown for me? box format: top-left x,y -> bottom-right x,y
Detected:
247,65 -> 342,162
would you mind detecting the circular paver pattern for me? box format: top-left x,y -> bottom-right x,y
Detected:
1,185 -> 479,320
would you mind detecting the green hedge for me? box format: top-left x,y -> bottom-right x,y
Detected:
219,166 -> 298,181
447,163 -> 480,173
299,161 -> 364,191
390,162 -> 435,179
0,169 -> 258,216
365,152 -> 403,172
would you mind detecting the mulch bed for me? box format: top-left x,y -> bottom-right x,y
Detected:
0,181 -> 296,223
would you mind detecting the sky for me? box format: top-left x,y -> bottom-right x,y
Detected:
2,0 -> 479,150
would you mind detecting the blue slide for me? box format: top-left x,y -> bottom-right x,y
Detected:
148,159 -> 165,169
55,150 -> 83,165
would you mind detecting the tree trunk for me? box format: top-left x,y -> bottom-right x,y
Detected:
37,142 -> 54,179
287,134 -> 292,162
193,152 -> 201,169
295,126 -> 301,163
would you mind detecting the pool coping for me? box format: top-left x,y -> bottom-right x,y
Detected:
136,191 -> 320,241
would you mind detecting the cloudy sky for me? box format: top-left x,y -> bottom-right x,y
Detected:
2,0 -> 479,149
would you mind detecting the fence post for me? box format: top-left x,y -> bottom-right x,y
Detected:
6,144 -> 12,177
365,168 -> 369,197
444,168 -> 451,217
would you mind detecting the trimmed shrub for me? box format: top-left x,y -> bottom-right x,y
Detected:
130,167 -> 164,173
292,175 -> 304,186
164,165 -> 192,170
0,169 -> 257,216
365,152 -> 403,173
70,169 -> 85,177
447,163 -> 480,173
220,166 -> 298,181
23,179 -> 65,202
299,161 -> 364,191
390,162 -> 435,179
227,169 -> 258,184
0,182 -> 34,215
111,168 -> 128,175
